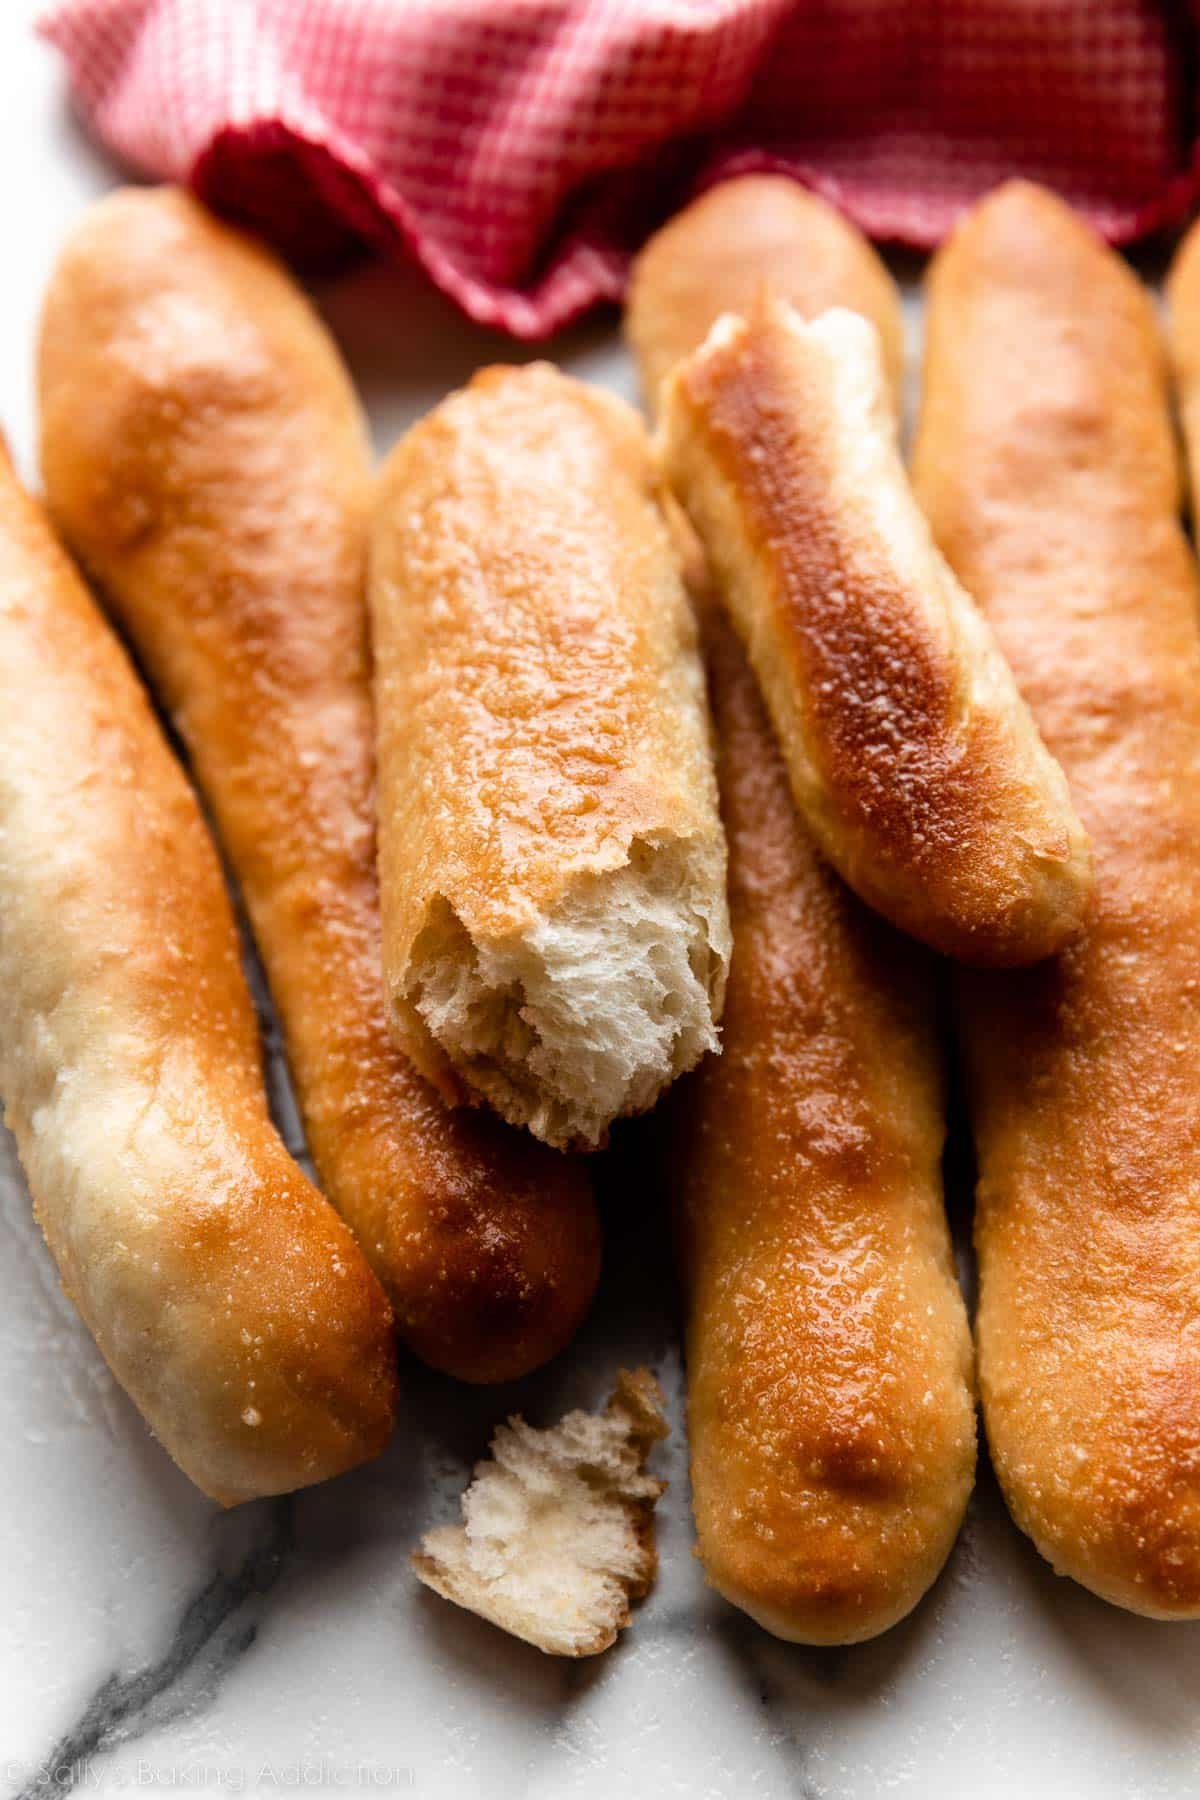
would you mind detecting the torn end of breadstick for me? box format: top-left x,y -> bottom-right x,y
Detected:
412,1369 -> 668,1656
401,841 -> 728,1152
371,364 -> 730,1150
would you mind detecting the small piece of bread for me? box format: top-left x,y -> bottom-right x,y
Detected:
658,292 -> 1093,967
370,363 -> 730,1149
412,1369 -> 668,1656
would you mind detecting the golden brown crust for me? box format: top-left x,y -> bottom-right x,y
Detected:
658,295 -> 1092,966
373,361 -> 723,952
0,443 -> 397,1505
626,176 -> 905,411
670,595 -> 976,1644
1167,218 -> 1200,518
369,361 -> 729,1144
37,187 -> 600,1384
634,196 -> 976,1642
915,179 -> 1200,1617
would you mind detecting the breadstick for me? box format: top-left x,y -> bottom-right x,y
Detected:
658,292 -> 1092,967
671,602 -> 976,1642
627,203 -> 975,1643
38,187 -> 601,1384
915,179 -> 1200,1617
1166,217 -> 1200,512
369,364 -> 730,1151
626,176 -> 905,411
0,442 -> 396,1506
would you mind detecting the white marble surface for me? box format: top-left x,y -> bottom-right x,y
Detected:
5,6 -> 1200,1796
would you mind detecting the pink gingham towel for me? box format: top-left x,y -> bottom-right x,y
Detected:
38,0 -> 1200,337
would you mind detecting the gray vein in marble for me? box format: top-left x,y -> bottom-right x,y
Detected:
12,1500 -> 294,1800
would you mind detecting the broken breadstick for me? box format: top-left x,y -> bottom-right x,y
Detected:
413,1370 -> 668,1656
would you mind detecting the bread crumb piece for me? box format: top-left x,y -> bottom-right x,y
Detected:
412,1369 -> 668,1656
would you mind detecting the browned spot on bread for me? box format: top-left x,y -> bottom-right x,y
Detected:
660,294 -> 1091,965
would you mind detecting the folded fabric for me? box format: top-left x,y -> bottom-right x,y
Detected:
39,0 -> 1200,337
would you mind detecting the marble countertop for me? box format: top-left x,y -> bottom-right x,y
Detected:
4,7 -> 1200,1796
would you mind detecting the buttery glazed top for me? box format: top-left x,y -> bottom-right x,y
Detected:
626,175 -> 906,411
674,602 -> 975,1643
37,188 -> 376,973
1167,221 -> 1200,512
661,296 -> 1091,965
371,361 -> 724,961
37,187 -> 599,1384
0,442 -> 396,1504
915,181 -> 1200,1615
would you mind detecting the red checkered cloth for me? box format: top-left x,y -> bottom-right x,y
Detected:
38,0 -> 1200,338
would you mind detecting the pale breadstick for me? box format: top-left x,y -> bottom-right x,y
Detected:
626,201 -> 975,1643
369,364 -> 730,1151
626,176 -> 905,411
658,292 -> 1092,966
38,188 -> 601,1383
0,443 -> 396,1505
915,179 -> 1200,1617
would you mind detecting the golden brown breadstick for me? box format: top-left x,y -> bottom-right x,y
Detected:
915,180 -> 1200,1618
0,442 -> 396,1506
626,176 -> 905,411
1167,218 -> 1200,510
370,363 -> 730,1152
38,187 -> 601,1384
628,200 -> 975,1642
671,602 -> 976,1643
658,293 -> 1092,966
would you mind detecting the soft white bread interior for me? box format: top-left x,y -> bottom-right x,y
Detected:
412,1369 -> 668,1656
405,841 -> 726,1153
